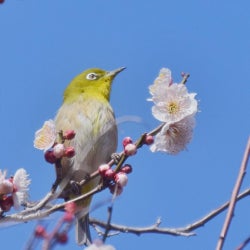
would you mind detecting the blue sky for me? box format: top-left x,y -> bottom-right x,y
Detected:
1,0 -> 250,249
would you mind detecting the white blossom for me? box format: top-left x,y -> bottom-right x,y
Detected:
150,115 -> 196,154
12,168 -> 31,210
34,119 -> 57,151
148,68 -> 172,98
151,83 -> 197,124
148,68 -> 198,125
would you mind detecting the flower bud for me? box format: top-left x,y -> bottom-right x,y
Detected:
0,180 -> 14,195
53,143 -> 65,158
98,164 -> 111,177
64,146 -> 75,158
65,201 -> 77,214
124,143 -> 137,156
121,164 -> 133,174
104,169 -> 115,180
122,137 -> 133,147
63,130 -> 76,140
35,225 -> 47,238
63,212 -> 74,222
57,232 -> 68,244
44,149 -> 57,164
0,195 -> 13,212
144,135 -> 154,145
114,172 -> 128,187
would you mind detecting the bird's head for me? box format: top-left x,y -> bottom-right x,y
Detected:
63,67 -> 126,103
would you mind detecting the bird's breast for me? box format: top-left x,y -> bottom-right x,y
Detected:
54,97 -> 118,180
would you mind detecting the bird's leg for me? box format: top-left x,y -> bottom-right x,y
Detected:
69,172 -> 92,195
55,160 -> 63,182
51,177 -> 61,193
51,160 -> 63,194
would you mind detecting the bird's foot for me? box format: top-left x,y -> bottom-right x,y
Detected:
70,180 -> 81,195
111,153 -> 121,164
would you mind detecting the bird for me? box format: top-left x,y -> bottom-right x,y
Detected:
54,67 -> 125,245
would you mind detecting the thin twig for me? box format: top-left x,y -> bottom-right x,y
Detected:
180,73 -> 190,85
236,235 -> 250,250
79,122 -> 167,186
0,186 -> 250,241
216,137 -> 250,250
90,217 -> 195,237
89,187 -> 250,238
102,206 -> 113,243
179,188 -> 250,232
0,184 -> 104,224
147,123 -> 165,137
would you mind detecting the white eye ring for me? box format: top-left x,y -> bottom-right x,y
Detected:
86,73 -> 98,80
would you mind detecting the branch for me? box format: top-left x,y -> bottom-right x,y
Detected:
89,187 -> 250,238
216,137 -> 250,250
90,217 -> 194,237
0,184 -> 104,224
236,236 -> 250,250
102,205 -> 114,242
0,119 -> 175,225
179,188 -> 250,232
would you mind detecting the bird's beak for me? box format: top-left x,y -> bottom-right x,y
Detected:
107,67 -> 126,77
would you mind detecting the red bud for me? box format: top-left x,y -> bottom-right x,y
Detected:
0,195 -> 13,212
144,135 -> 154,145
63,130 -> 76,140
122,137 -> 133,148
35,225 -> 47,238
98,164 -> 111,177
104,169 -> 115,180
63,212 -> 74,222
121,164 -> 133,174
44,149 -> 57,164
64,202 -> 77,214
64,147 -> 75,158
57,232 -> 68,244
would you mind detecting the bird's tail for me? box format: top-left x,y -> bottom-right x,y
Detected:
75,212 -> 92,246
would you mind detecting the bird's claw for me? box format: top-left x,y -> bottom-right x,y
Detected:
70,180 -> 81,195
111,153 -> 121,164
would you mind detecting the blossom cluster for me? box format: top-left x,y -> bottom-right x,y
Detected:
148,68 -> 198,154
0,168 -> 31,212
99,157 -> 132,196
98,135 -> 154,195
34,120 -> 76,164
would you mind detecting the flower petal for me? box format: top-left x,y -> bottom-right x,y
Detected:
150,74 -> 198,124
150,115 -> 196,154
12,168 -> 31,209
34,119 -> 57,151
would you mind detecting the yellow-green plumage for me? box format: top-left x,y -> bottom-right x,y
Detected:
54,67 -> 125,245
64,68 -> 114,103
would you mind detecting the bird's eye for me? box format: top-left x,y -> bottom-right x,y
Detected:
86,73 -> 98,80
